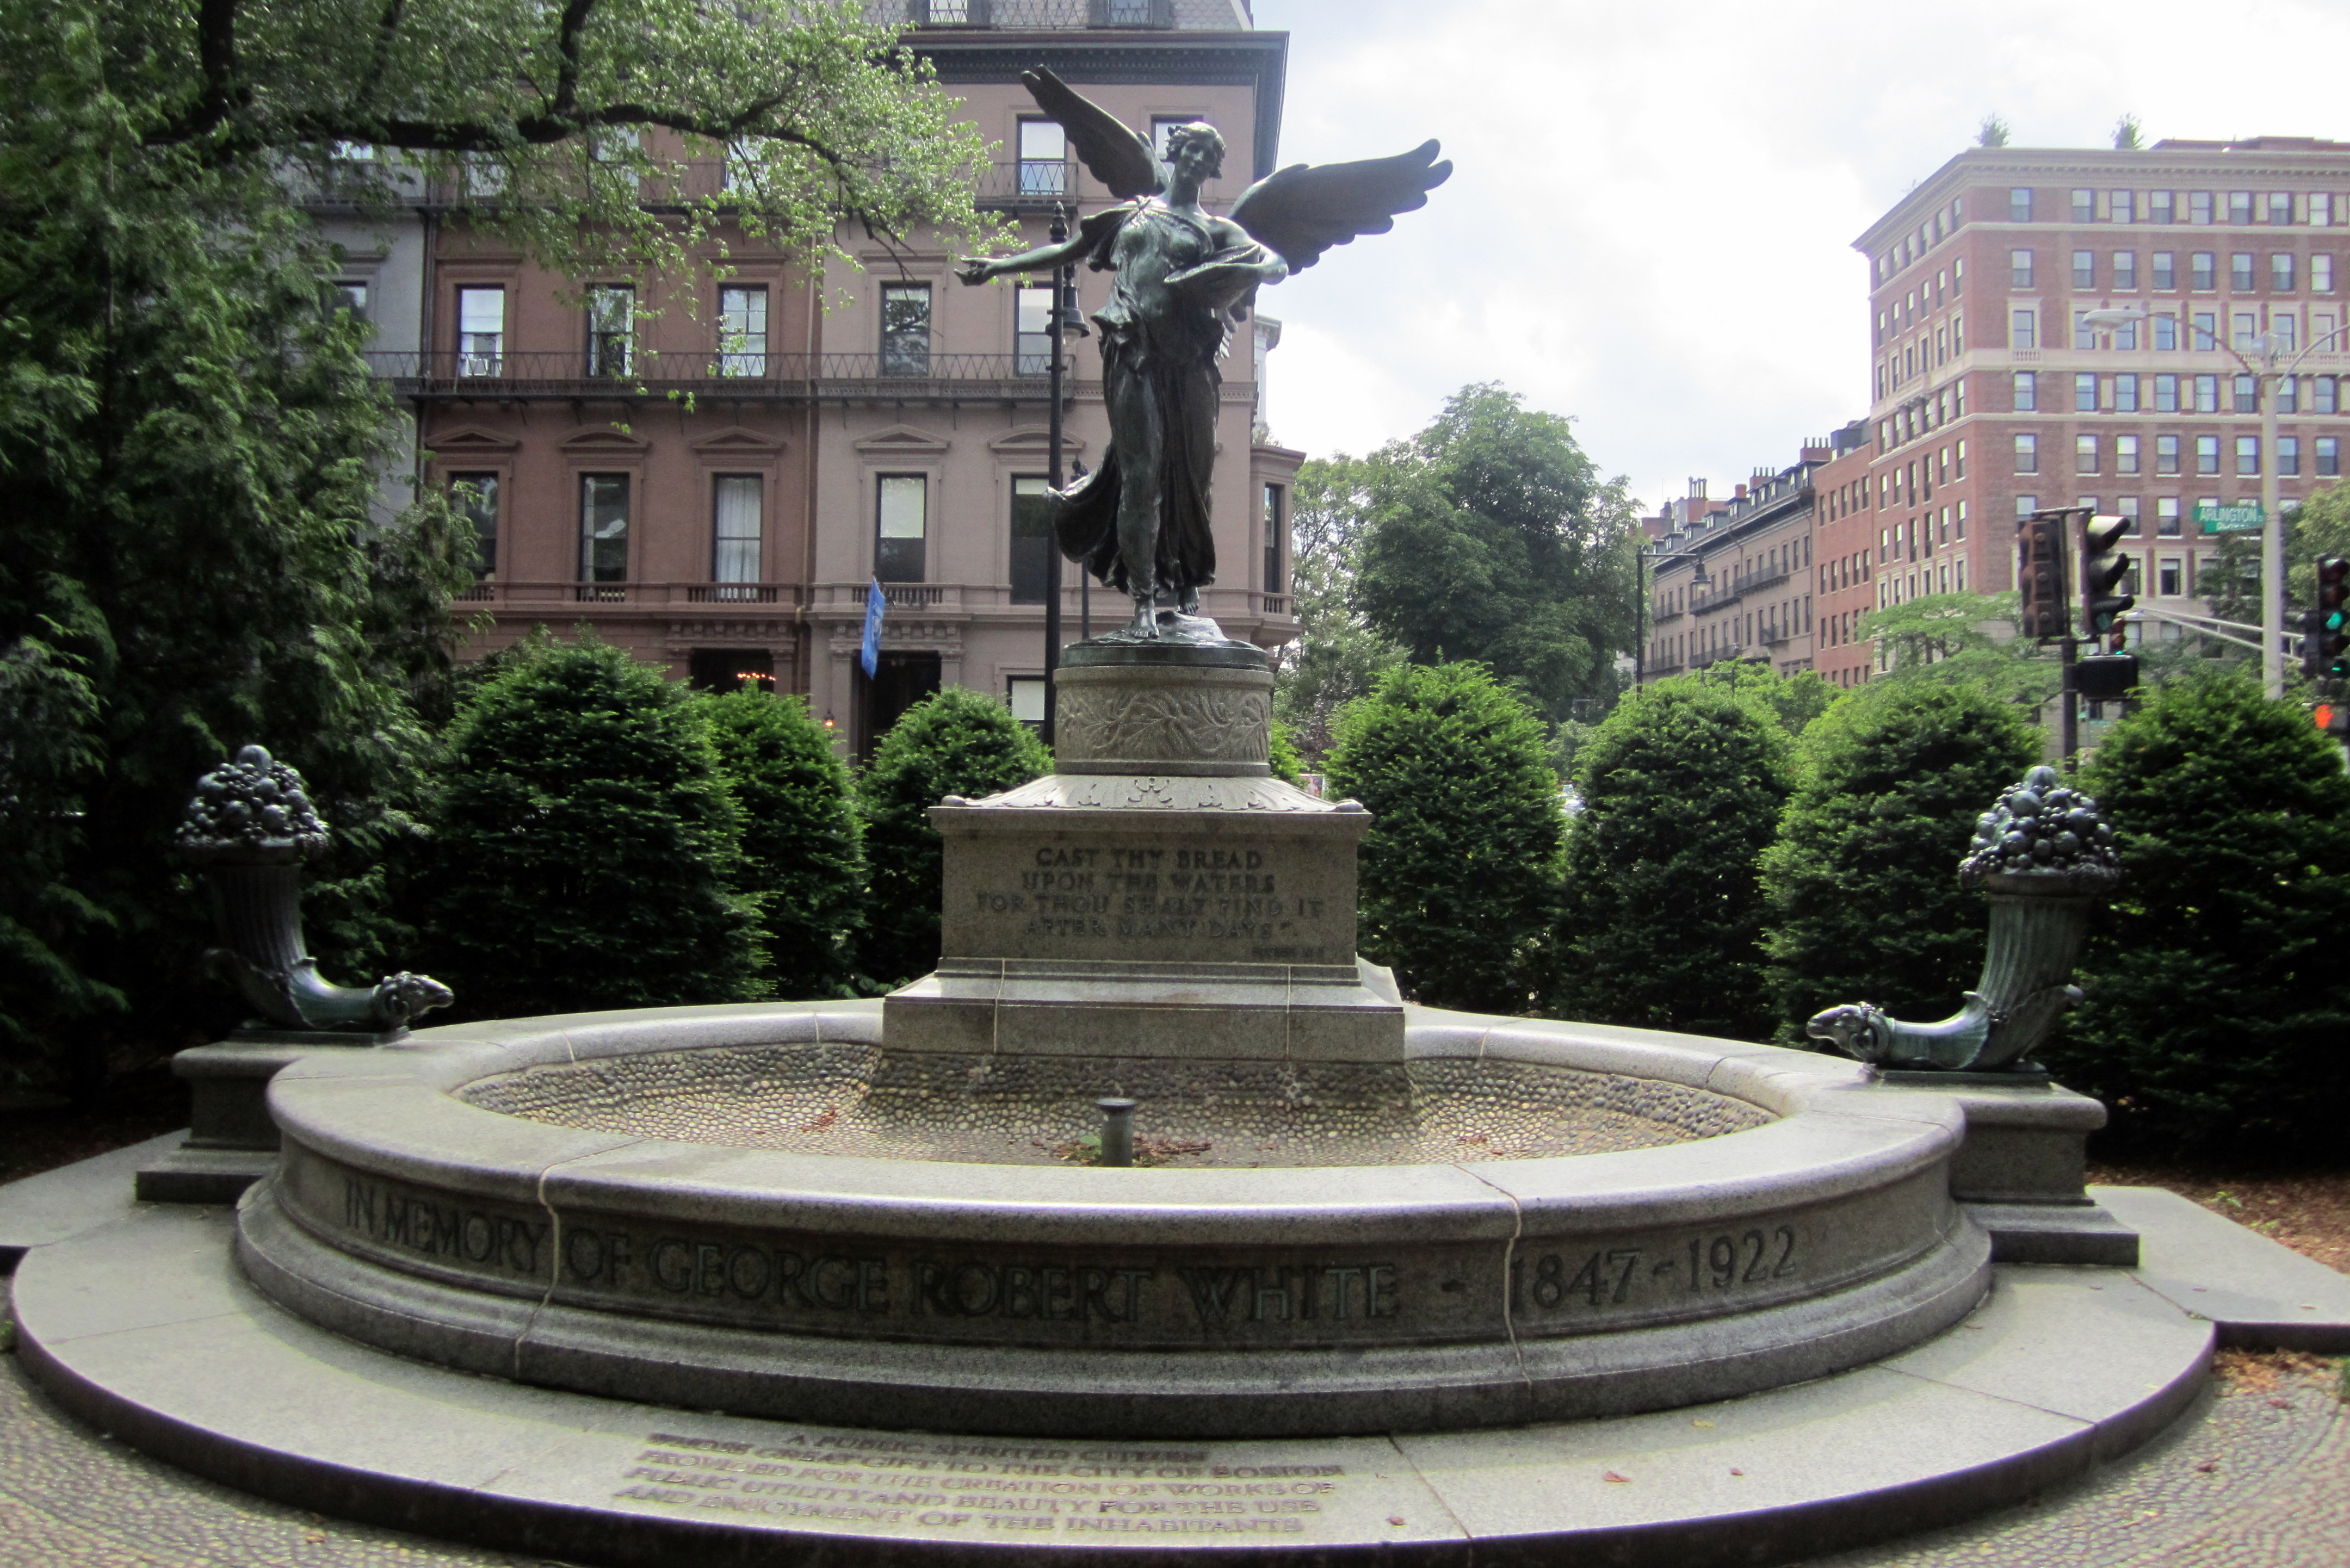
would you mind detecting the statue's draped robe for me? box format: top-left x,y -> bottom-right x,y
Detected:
1052,199 -> 1272,599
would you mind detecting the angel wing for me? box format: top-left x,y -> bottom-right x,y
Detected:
1227,141 -> 1452,274
1019,66 -> 1162,201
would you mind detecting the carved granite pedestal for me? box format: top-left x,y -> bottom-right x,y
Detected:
885,641 -> 1407,1061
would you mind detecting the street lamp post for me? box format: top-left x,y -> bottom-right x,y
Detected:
2082,307 -> 2350,699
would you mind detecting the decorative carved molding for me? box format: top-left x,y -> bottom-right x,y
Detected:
1058,684 -> 1271,766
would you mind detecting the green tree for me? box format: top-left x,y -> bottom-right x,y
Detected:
419,641 -> 765,1020
697,689 -> 865,1000
1272,455 -> 1403,761
2209,482 -> 2350,684
1267,718 -> 1305,786
1353,385 -> 1641,723
1761,681 -> 2041,1040
857,688 -> 1052,986
1324,663 -> 1562,1013
1853,591 -> 2062,709
0,0 -> 990,1095
1683,660 -> 1841,739
2048,673 -> 2350,1156
1554,679 -> 1795,1039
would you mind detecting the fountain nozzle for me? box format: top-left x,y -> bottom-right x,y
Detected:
1096,1098 -> 1137,1167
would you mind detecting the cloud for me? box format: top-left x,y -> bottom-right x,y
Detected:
1252,0 -> 2350,509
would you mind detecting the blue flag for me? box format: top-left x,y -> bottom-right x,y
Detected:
861,578 -> 885,679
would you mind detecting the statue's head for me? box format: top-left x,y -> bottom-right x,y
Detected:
1162,122 -> 1225,182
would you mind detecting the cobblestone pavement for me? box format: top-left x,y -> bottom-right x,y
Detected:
2,1275 -> 2343,1567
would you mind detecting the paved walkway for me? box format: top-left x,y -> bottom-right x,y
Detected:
1,1272 -> 2342,1568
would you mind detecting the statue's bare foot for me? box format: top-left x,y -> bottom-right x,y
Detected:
1125,600 -> 1160,639
1177,588 -> 1201,615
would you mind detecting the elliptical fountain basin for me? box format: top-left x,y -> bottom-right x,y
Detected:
237,1000 -> 1990,1439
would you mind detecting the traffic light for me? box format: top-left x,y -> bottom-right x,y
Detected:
2080,513 -> 2135,648
2316,557 -> 2350,680
2016,513 -> 2069,640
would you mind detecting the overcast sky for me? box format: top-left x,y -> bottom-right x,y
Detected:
1246,0 -> 2350,516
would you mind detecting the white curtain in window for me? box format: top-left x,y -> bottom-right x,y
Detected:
713,476 -> 762,585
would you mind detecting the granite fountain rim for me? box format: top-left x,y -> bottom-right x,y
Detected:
262,999 -> 1970,1243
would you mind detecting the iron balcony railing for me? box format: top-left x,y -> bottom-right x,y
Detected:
367,350 -> 1063,396
871,0 -> 1179,27
453,580 -> 803,608
974,159 -> 1082,209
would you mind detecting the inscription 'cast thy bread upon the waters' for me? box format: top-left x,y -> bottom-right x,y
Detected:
980,846 -> 1324,944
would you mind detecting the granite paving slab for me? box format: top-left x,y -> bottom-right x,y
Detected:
2097,1182 -> 2350,1352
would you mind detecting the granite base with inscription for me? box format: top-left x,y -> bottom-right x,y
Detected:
886,641 -> 1407,1062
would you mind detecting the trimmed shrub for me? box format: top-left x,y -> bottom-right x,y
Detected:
697,689 -> 865,999
1268,717 -> 1304,786
418,641 -> 765,1019
1762,681 -> 2040,1040
856,687 -> 1053,986
1554,679 -> 1795,1040
2049,673 -> 2350,1156
1324,662 -> 1562,1012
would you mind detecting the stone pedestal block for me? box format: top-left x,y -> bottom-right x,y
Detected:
1053,643 -> 1274,777
134,1036 -> 389,1205
886,771 -> 1406,1061
1877,1071 -> 2138,1265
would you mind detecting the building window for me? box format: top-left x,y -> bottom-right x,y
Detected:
2190,191 -> 2213,225
450,473 -> 498,578
2153,251 -> 2176,290
2194,374 -> 2219,413
2010,188 -> 2033,223
2014,433 -> 2039,474
1017,118 -> 1069,196
2193,309 -> 2218,350
2010,310 -> 2036,350
2073,189 -> 2095,224
1956,438 -> 1967,479
2117,495 -> 2142,534
2280,374 -> 2299,413
2105,254 -> 2137,297
2196,435 -> 2220,475
2234,373 -> 2258,413
2112,190 -> 2135,225
2158,557 -> 2184,597
2232,312 -> 2260,352
2116,374 -> 2141,413
2280,435 -> 2302,475
2275,314 -> 2300,354
2073,250 -> 2095,288
332,281 -> 370,320
456,286 -> 503,376
2009,249 -> 2034,287
712,475 -> 762,591
2320,436 -> 2341,476
2314,194 -> 2335,227
2150,190 -> 2175,224
718,285 -> 767,376
2012,370 -> 2037,411
586,284 -> 633,377
2154,373 -> 2178,412
1015,284 -> 1054,375
2157,433 -> 2181,474
2317,255 -> 2337,293
2229,191 -> 2254,225
1009,475 -> 1052,604
2236,436 -> 2260,475
2273,252 -> 2297,292
875,474 -> 927,581
880,283 -> 932,376
2076,372 -> 2098,412
2014,494 -> 2039,518
2268,192 -> 2293,226
1007,677 -> 1047,729
2231,253 -> 2255,292
2117,433 -> 2141,474
2320,376 -> 2340,415
2153,312 -> 2179,351
2191,252 -> 2216,290
1152,116 -> 1209,160
579,474 -> 630,584
1263,482 -> 1285,593
2076,433 -> 2099,473
1956,499 -> 1968,538
2154,497 -> 2182,535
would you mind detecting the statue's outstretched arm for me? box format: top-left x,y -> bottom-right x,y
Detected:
956,233 -> 1092,286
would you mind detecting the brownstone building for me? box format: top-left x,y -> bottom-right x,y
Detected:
380,1 -> 1299,753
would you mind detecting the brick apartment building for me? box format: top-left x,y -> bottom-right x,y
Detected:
1857,136 -> 2350,653
347,0 -> 1300,755
1645,134 -> 2350,692
1641,431 -> 1838,683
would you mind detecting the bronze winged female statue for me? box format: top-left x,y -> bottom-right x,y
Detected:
958,69 -> 1449,641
